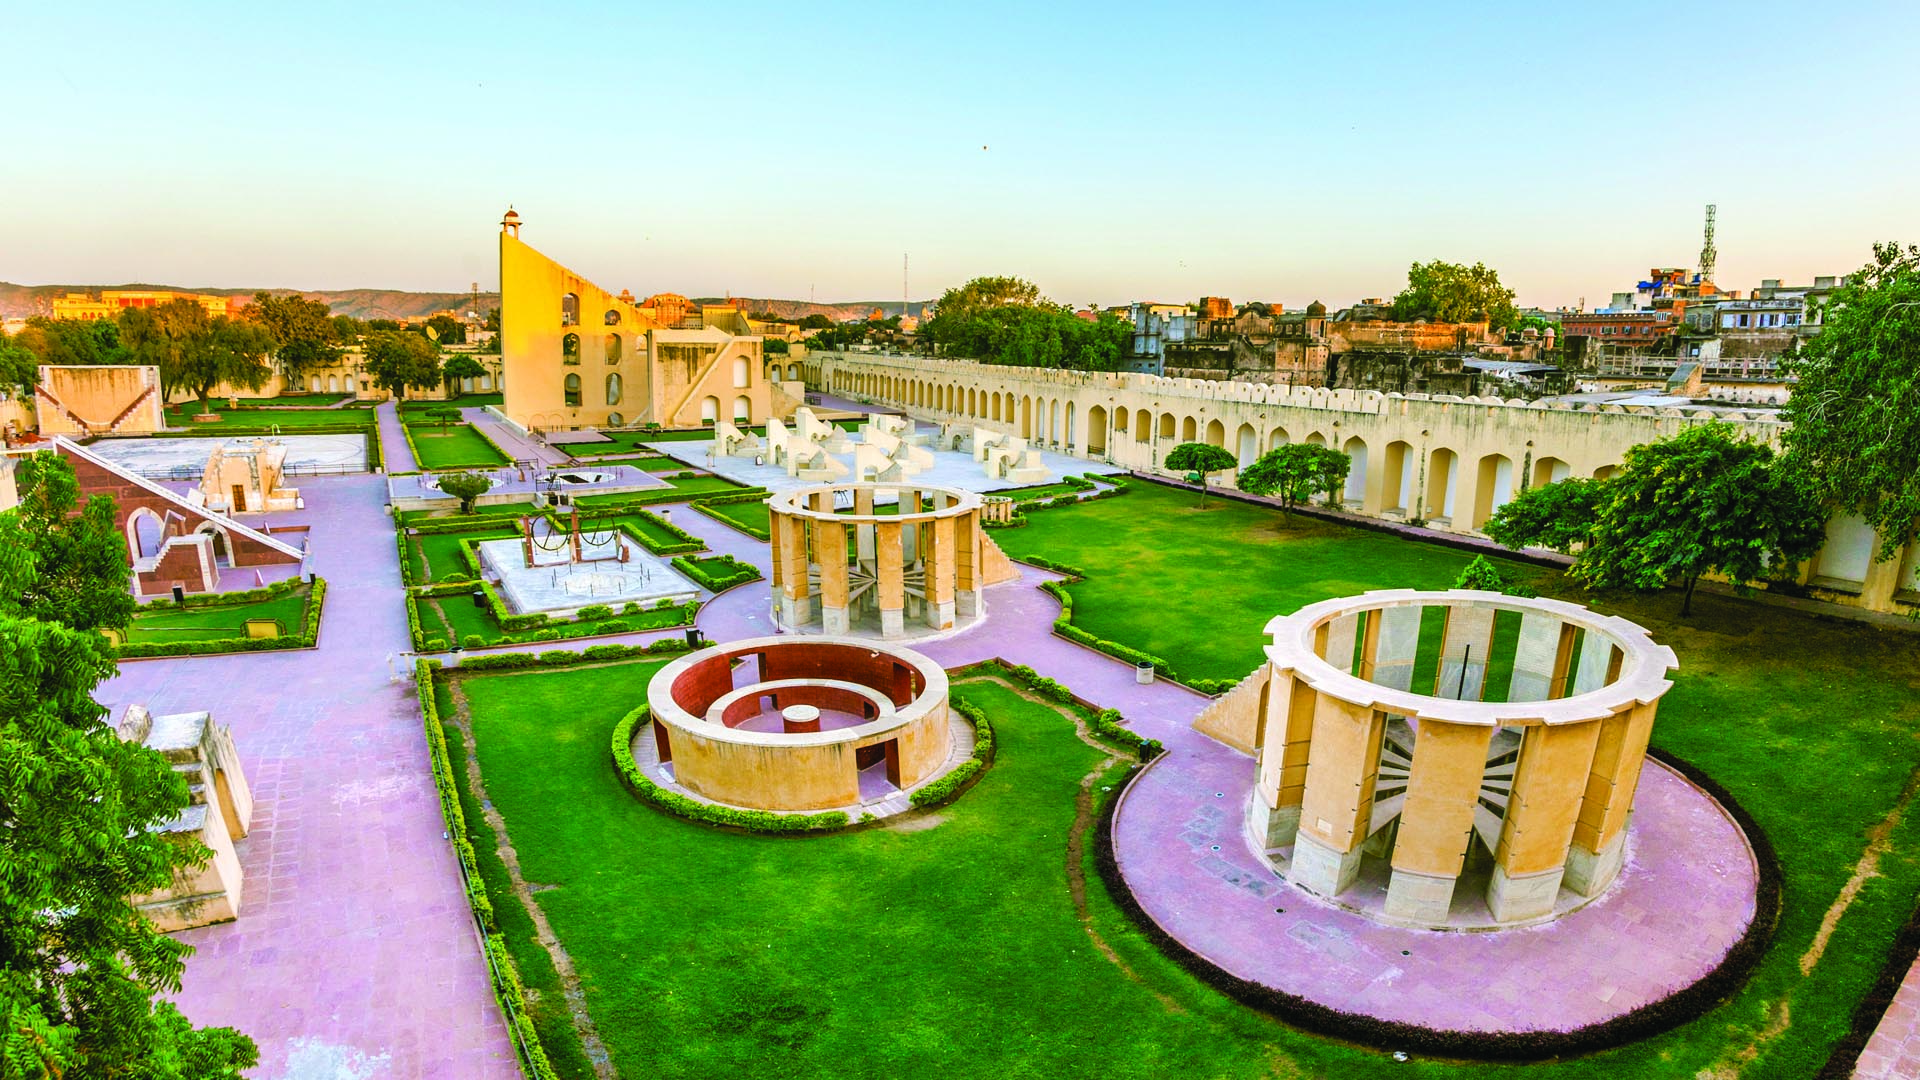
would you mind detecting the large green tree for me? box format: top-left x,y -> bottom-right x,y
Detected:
245,292 -> 336,381
12,318 -> 129,368
424,314 -> 467,346
1389,260 -> 1518,331
362,330 -> 442,397
920,277 -> 1129,372
9,453 -> 135,633
0,329 -> 36,396
440,354 -> 485,394
1781,241 -> 1920,563
1485,423 -> 1826,615
1163,442 -> 1239,506
1236,442 -> 1352,518
0,453 -> 257,1077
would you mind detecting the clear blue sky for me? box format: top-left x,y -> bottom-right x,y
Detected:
5,1 -> 1917,310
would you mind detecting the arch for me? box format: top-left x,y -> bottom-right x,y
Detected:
1533,456 -> 1571,487
700,395 -> 720,423
605,372 -> 623,406
607,411 -> 625,426
1181,416 -> 1198,443
1048,400 -> 1060,445
992,393 -> 1002,422
1236,423 -> 1259,467
192,521 -> 232,565
604,308 -> 621,326
1204,418 -> 1226,448
604,333 -> 622,363
327,374 -> 338,393
562,333 -> 580,364
308,374 -> 321,393
967,388 -> 977,417
732,357 -> 751,388
1267,426 -> 1290,451
1134,409 -> 1150,443
1341,435 -> 1369,505
1382,440 -> 1413,514
787,363 -> 800,381
561,293 -> 579,326
1429,449 -> 1458,522
563,372 -> 582,408
1114,407 -> 1130,444
1473,453 -> 1514,528
1088,405 -> 1109,455
733,395 -> 752,423
1065,402 -> 1076,449
1592,464 -> 1617,481
1305,431 -> 1327,447
1159,413 -> 1176,440
126,506 -> 166,561
1021,396 -> 1032,439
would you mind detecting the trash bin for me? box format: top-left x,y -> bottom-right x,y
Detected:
1135,661 -> 1155,685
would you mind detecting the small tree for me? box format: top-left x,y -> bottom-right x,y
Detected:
437,471 -> 493,514
1163,442 -> 1239,506
1236,443 -> 1352,518
440,355 -> 485,395
424,407 -> 463,434
1483,476 -> 1609,554
1485,423 -> 1826,615
1453,555 -> 1509,592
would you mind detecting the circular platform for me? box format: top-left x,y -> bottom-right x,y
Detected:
1109,734 -> 1762,1042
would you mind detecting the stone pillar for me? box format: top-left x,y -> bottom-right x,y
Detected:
1316,612 -> 1360,674
1252,671 -> 1317,847
816,520 -> 850,635
954,509 -> 982,617
1290,694 -> 1385,899
779,515 -> 812,630
1435,603 -> 1497,700
1570,633 -> 1621,695
927,514 -> 957,630
1384,721 -> 1494,924
1506,611 -> 1563,701
1565,702 -> 1657,896
876,521 -> 904,637
1488,721 -> 1602,922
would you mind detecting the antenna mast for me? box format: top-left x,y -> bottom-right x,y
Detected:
1699,204 -> 1717,283
903,253 -> 909,317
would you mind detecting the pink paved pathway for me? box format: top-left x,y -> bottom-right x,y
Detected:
374,402 -> 416,474
1859,967 -> 1920,1078
98,474 -> 518,1079
463,408 -> 569,467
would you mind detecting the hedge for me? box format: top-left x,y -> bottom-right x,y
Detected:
670,554 -> 762,592
1027,563 -> 1236,695
402,416 -> 510,473
115,578 -> 328,659
1091,746 -> 1781,1061
689,499 -> 771,541
571,485 -> 770,512
610,707 -> 851,833
906,695 -> 996,808
998,663 -> 1163,758
408,584 -> 697,651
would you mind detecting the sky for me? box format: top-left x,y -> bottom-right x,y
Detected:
5,0 -> 1919,311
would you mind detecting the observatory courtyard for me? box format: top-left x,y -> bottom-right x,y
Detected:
48,222 -> 1919,1080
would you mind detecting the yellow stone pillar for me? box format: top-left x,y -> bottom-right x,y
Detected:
927,514 -> 957,630
1252,671 -> 1317,847
1488,721 -> 1602,921
816,520 -> 851,634
778,514 -> 812,629
876,521 -> 905,637
1290,694 -> 1385,898
954,509 -> 982,617
1566,702 -> 1657,895
1383,721 -> 1495,923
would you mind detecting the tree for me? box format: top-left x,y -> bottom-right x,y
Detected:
797,313 -> 833,330
1164,442 -> 1239,506
440,355 -> 485,394
245,292 -> 336,380
424,407 -> 462,433
362,330 -> 442,397
179,316 -> 277,417
0,328 -> 36,396
1781,241 -> 1920,563
483,308 -> 500,334
0,454 -> 258,1077
9,452 -> 136,633
436,471 -> 493,514
1453,555 -> 1509,592
330,314 -> 364,344
1236,442 -> 1352,518
11,317 -> 129,368
425,314 -> 466,345
1482,476 -> 1609,554
919,277 -> 1129,372
1485,423 -> 1826,615
1390,260 -> 1518,331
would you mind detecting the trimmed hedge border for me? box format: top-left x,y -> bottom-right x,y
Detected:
1092,745 -> 1782,1061
115,577 -> 327,659
408,583 -> 696,651
572,484 -> 769,512
688,498 -> 771,541
670,553 -> 762,592
400,417 -> 512,473
906,694 -> 996,808
990,662 -> 1164,758
610,707 -> 851,833
1016,559 -> 1237,696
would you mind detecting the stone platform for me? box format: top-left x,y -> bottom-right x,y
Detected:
476,535 -> 697,618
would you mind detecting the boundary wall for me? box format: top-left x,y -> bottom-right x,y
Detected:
802,351 -> 1918,617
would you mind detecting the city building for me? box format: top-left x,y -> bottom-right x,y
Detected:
51,289 -> 248,321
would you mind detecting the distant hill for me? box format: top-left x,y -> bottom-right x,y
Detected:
0,282 -> 931,324
0,282 -> 498,321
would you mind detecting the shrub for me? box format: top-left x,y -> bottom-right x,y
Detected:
1453,554 -> 1508,592
425,637 -> 448,651
575,604 -> 614,621
596,619 -> 631,633
463,634 -> 485,648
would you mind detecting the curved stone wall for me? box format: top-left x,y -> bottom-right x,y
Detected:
645,635 -> 951,812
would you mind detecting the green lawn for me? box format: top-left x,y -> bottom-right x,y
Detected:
992,479 -> 1920,1076
694,500 -> 769,537
407,528 -> 522,585
126,587 -> 309,642
572,474 -> 746,505
419,593 -> 690,648
408,422 -> 511,469
162,402 -> 374,431
398,503 -> 541,528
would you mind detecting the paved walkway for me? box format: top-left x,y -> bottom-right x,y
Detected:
99,474 -> 518,1079
1859,968 -> 1920,1078
375,402 -> 416,474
